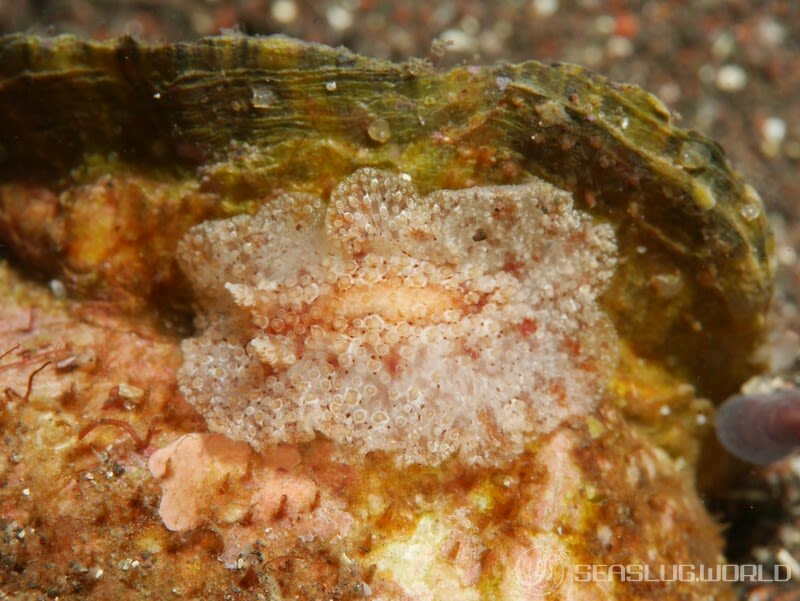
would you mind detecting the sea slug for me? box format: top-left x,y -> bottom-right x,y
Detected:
177,168 -> 618,465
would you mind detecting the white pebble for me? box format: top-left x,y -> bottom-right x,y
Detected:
757,17 -> 785,46
271,0 -> 297,24
715,65 -> 747,92
532,0 -> 559,17
439,29 -> 476,53
606,36 -> 633,59
711,32 -> 735,61
326,5 -> 353,31
594,15 -> 616,35
49,278 -> 66,299
762,117 -> 787,145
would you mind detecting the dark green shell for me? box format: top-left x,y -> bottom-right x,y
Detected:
0,34 -> 773,400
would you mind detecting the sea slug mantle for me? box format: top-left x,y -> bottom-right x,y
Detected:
177,168 -> 618,465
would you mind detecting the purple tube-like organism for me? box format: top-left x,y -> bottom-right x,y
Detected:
715,389 -> 800,465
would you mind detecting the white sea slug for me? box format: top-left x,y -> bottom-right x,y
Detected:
177,169 -> 619,465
